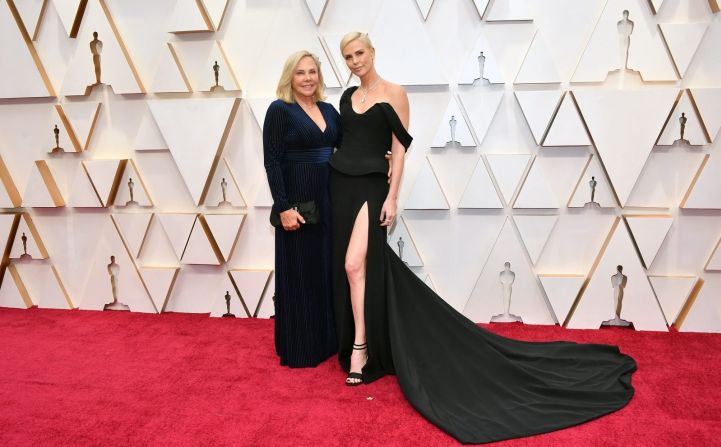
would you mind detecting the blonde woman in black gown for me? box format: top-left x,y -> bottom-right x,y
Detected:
329,32 -> 636,444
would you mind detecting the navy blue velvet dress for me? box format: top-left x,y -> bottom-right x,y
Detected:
263,99 -> 340,367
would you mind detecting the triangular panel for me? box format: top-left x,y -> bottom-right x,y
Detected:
54,102 -> 102,152
157,213 -> 197,260
515,30 -> 561,84
649,275 -> 696,325
486,154 -> 531,205
111,213 -> 153,258
14,263 -> 73,309
458,156 -> 503,209
459,31 -> 504,84
659,22 -> 709,77
0,1 -> 54,98
567,155 -> 616,208
113,159 -> 153,207
513,157 -> 559,209
168,0 -> 210,33
678,274 -> 721,333
567,219 -> 668,331
229,269 -> 273,317
463,217 -> 554,324
59,0 -> 144,95
68,162 -> 102,207
514,90 -> 563,145
513,215 -> 558,265
431,96 -> 476,148
304,0 -> 328,24
204,158 -> 246,208
203,213 -> 245,262
148,97 -> 239,205
625,215 -> 673,268
150,43 -> 191,94
539,275 -> 585,323
657,91 -> 707,146
370,0 -> 446,85
690,88 -> 721,143
574,89 -> 678,206
543,92 -> 591,146
82,159 -> 125,206
139,266 -> 179,312
404,158 -> 450,210
133,106 -> 169,151
0,265 -> 34,308
388,216 -> 423,267
486,0 -> 532,21
10,213 -> 49,259
458,89 -> 504,146
23,161 -> 65,207
182,215 -> 222,265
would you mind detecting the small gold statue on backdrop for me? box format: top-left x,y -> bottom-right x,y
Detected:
125,178 -> 139,207
19,232 -> 32,260
679,112 -> 688,143
86,31 -> 104,94
491,262 -> 522,323
585,176 -> 600,209
223,291 -> 235,318
218,177 -> 231,207
104,255 -> 130,311
50,124 -> 65,155
602,265 -> 632,327
210,60 -> 225,92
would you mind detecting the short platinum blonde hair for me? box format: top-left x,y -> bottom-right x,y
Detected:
340,31 -> 374,54
276,50 -> 326,103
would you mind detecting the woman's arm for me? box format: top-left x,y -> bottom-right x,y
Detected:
380,86 -> 410,227
263,102 -> 304,230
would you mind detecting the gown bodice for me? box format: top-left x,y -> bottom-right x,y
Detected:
329,86 -> 413,176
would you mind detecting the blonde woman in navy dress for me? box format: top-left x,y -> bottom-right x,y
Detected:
264,51 -> 339,367
329,32 -> 636,444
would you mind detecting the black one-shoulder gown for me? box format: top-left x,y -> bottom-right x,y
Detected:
329,87 -> 636,444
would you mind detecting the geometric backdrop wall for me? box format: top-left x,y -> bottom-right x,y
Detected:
2,0 -> 721,332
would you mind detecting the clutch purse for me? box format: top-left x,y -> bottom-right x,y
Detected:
270,201 -> 320,228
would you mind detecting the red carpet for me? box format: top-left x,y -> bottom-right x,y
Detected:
1,308 -> 719,446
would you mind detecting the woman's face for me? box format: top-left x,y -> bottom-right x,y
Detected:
292,56 -> 319,100
343,39 -> 374,78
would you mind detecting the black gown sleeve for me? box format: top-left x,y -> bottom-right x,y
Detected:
379,103 -> 413,151
263,101 -> 291,214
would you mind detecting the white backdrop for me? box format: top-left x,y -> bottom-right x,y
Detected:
1,0 -> 721,332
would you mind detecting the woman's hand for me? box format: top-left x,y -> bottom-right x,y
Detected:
380,198 -> 397,227
385,150 -> 393,184
280,208 -> 305,231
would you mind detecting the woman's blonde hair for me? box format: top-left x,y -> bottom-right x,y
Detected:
276,50 -> 326,103
339,31 -> 374,54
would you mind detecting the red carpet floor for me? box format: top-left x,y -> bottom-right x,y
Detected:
1,308 -> 720,446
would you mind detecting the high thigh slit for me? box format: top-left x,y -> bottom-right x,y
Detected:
331,171 -> 394,384
329,87 -> 636,444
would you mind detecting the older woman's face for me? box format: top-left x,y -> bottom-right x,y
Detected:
292,56 -> 319,100
343,39 -> 374,78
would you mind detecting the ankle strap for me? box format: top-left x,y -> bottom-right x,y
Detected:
352,343 -> 367,350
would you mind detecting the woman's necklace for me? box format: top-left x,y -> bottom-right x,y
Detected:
360,78 -> 382,103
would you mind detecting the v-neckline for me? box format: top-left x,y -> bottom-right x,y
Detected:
296,102 -> 327,134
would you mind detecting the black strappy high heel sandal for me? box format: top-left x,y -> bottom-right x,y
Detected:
346,343 -> 367,387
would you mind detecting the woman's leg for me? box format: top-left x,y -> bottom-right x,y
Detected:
344,202 -> 369,383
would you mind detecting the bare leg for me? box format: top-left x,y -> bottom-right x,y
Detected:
345,202 -> 369,384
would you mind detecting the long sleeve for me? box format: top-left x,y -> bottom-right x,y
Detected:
330,104 -> 342,149
263,101 -> 291,214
